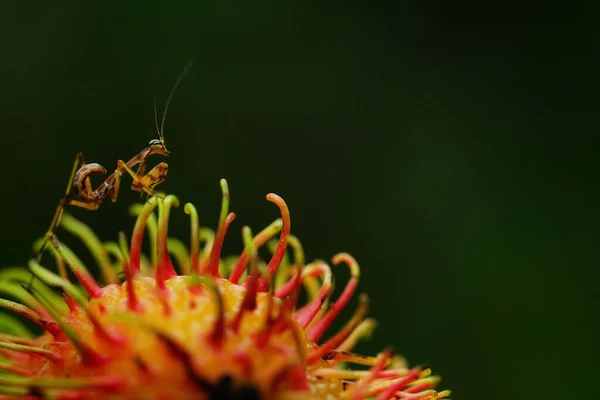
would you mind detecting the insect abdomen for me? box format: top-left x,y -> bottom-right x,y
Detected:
74,163 -> 108,202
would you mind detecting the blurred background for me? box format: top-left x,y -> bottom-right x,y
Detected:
1,1 -> 598,399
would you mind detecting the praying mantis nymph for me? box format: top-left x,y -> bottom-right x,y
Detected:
36,62 -> 193,263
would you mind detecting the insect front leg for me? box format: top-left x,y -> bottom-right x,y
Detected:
116,160 -> 154,198
132,161 -> 148,197
138,162 -> 169,195
119,159 -> 168,198
132,162 -> 162,202
110,164 -> 125,203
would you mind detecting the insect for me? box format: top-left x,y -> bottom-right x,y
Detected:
36,62 -> 193,263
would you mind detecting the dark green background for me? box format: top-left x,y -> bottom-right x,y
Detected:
1,2 -> 597,399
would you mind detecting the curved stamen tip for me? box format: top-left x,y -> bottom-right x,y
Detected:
332,252 -> 360,278
118,232 -> 142,313
156,195 -> 180,284
163,194 -> 180,209
258,194 -> 291,291
307,253 -> 361,342
129,197 -> 159,274
242,226 -> 257,260
220,178 -> 229,199
380,348 -> 396,361
209,180 -> 234,277
184,203 -> 199,274
294,262 -> 333,329
229,218 -> 283,284
231,226 -> 259,331
358,293 -> 369,307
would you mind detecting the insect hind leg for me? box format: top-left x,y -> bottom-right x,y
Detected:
36,153 -> 92,263
134,163 -> 168,192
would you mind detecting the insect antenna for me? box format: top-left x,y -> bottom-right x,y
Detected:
158,61 -> 194,142
154,78 -> 161,140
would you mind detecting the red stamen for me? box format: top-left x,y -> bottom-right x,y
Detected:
278,314 -> 307,362
50,235 -> 102,299
75,270 -> 102,299
229,219 -> 283,284
307,294 -> 369,364
0,299 -> 62,338
126,280 -> 142,313
283,273 -> 303,315
294,292 -> 328,330
210,314 -> 224,348
156,196 -> 179,283
396,389 -> 440,399
348,350 -> 393,400
374,370 -> 420,400
258,194 -> 290,291
231,272 -> 258,332
118,232 -> 142,312
197,229 -> 215,273
275,267 -> 301,299
196,277 -> 225,349
206,179 -> 232,277
403,376 -> 438,394
208,213 -> 236,277
255,286 -> 279,349
61,293 -> 80,314
237,226 -> 259,302
128,198 -> 159,274
156,255 -> 177,287
293,264 -> 332,329
184,203 -> 200,274
308,252 -> 360,342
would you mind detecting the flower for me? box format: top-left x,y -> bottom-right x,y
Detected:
0,179 -> 449,399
